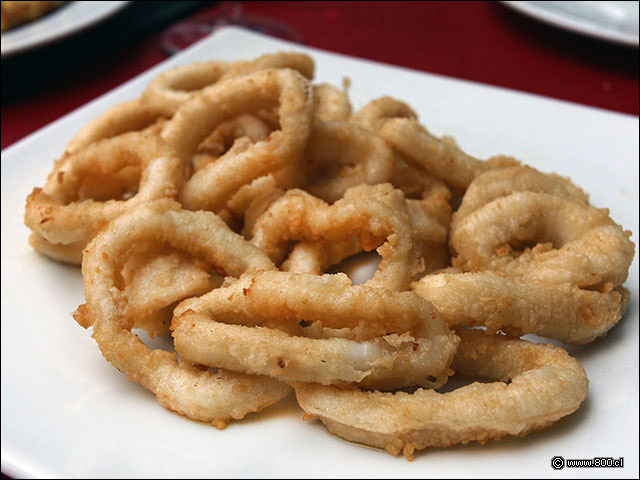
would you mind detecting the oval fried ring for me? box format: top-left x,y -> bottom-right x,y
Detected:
162,68 -> 314,212
171,271 -> 459,390
65,99 -> 165,154
313,83 -> 352,123
349,96 -> 417,132
377,118 -> 488,190
25,132 -> 183,263
413,269 -> 630,344
294,329 -> 588,459
27,233 -> 85,265
451,166 -> 589,231
249,184 -> 428,291
225,51 -> 315,80
351,97 -> 489,190
142,52 -> 315,117
74,199 -> 289,426
303,121 -> 395,203
193,113 -> 273,170
451,191 -> 634,288
278,184 -> 450,279
414,188 -> 634,343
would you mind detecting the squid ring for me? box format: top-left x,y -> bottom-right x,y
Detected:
349,96 -> 417,132
73,199 -> 288,426
65,99 -> 165,154
377,118 -> 488,190
413,270 -> 630,344
451,191 -> 635,288
162,68 -> 314,212
351,97 -> 489,190
224,51 -> 315,81
303,121 -> 395,203
451,166 -> 589,230
171,270 -> 459,389
249,184 -> 425,291
414,177 -> 634,343
142,52 -> 315,117
294,329 -> 588,459
312,83 -> 352,123
25,132 -> 183,262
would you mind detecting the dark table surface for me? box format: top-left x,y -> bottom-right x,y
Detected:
1,1 -> 638,477
1,1 -> 638,152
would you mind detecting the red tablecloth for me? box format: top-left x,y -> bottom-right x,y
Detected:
1,1 -> 638,150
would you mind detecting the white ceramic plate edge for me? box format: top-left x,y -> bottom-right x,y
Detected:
1,1 -> 130,58
504,1 -> 639,47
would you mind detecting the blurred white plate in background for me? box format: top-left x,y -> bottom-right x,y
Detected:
504,1 -> 639,47
1,1 -> 130,58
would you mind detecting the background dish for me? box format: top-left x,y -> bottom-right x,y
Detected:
1,1 -> 129,57
1,27 -> 638,478
504,1 -> 640,47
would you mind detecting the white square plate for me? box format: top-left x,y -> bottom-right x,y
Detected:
1,27 -> 638,478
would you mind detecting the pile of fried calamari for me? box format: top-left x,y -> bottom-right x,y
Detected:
24,52 -> 635,460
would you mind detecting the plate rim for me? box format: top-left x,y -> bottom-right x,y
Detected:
503,1 -> 640,48
1,1 -> 131,58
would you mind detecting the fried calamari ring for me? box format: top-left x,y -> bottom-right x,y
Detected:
118,242 -> 221,338
377,118 -> 488,190
405,180 -> 453,273
313,83 -> 352,122
25,132 -> 183,263
352,97 -> 490,190
65,100 -> 165,154
163,68 -> 313,212
229,174 -> 289,231
451,166 -> 589,231
74,199 -> 289,425
278,182 -> 450,278
28,232 -> 84,265
294,329 -> 588,459
280,238 -> 362,275
349,96 -> 417,132
172,271 -> 459,389
177,271 -> 429,339
142,52 -> 314,117
224,51 -> 315,80
249,184 -> 424,291
451,191 -> 635,288
413,270 -> 630,344
389,157 -> 447,200
194,113 -> 272,168
304,121 -> 394,203
142,61 -> 228,118
414,183 -> 634,343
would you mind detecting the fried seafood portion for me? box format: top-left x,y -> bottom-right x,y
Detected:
172,271 -> 459,390
295,329 -> 588,459
74,200 -> 289,426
